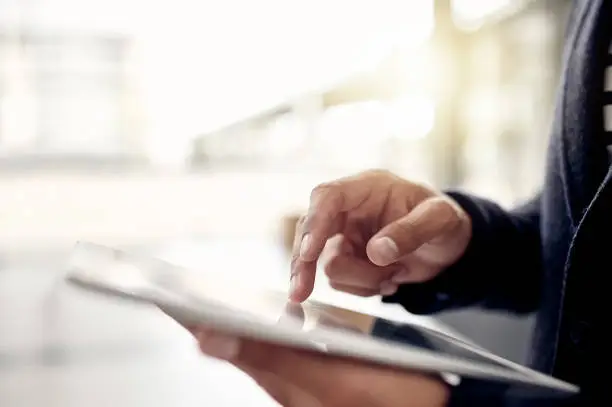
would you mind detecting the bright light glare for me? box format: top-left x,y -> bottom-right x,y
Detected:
383,96 -> 435,140
128,0 -> 434,136
0,0 -> 435,164
267,114 -> 307,157
451,0 -> 517,26
321,97 -> 434,145
317,95 -> 434,169
0,43 -> 37,152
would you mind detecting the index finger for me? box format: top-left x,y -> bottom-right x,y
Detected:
298,174 -> 377,262
289,176 -> 375,302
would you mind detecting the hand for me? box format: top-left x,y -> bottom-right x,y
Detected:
290,170 -> 472,301
191,327 -> 450,407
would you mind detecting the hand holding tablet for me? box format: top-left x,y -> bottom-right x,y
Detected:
190,326 -> 451,407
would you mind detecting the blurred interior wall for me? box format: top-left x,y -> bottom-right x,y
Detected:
433,0 -> 573,363
459,0 -> 572,205
428,0 -> 469,188
0,29 -> 143,156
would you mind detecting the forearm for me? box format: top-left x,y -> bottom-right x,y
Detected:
384,192 -> 542,314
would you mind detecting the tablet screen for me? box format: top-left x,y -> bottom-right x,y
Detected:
77,243 -> 519,374
181,278 -> 516,372
66,242 -> 579,399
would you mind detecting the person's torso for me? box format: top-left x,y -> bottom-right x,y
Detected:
531,1 -> 611,405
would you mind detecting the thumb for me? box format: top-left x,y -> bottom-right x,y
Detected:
366,196 -> 461,266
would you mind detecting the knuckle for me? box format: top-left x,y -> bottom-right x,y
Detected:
392,220 -> 421,250
395,218 -> 418,237
430,197 -> 462,227
428,195 -> 453,212
290,255 -> 300,272
401,181 -> 432,204
306,185 -> 340,224
363,168 -> 394,180
307,207 -> 334,226
310,182 -> 336,201
410,179 -> 433,192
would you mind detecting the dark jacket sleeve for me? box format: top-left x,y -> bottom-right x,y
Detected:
382,191 -> 542,315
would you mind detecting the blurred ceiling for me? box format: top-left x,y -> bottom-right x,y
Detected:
321,0 -> 558,107
0,0 -> 543,134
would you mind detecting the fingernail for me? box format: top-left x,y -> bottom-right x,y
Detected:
299,234 -> 312,259
197,332 -> 241,361
391,269 -> 412,283
370,237 -> 399,265
380,281 -> 398,296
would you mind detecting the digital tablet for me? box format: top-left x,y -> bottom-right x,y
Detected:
64,241 -> 579,401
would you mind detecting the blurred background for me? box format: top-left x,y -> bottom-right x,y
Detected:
0,0 -> 573,405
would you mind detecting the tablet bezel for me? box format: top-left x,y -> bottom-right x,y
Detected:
64,241 -> 579,399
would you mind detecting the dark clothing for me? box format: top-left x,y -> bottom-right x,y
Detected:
384,1 -> 612,406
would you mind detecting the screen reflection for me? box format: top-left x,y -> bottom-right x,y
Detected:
273,300 -> 510,371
